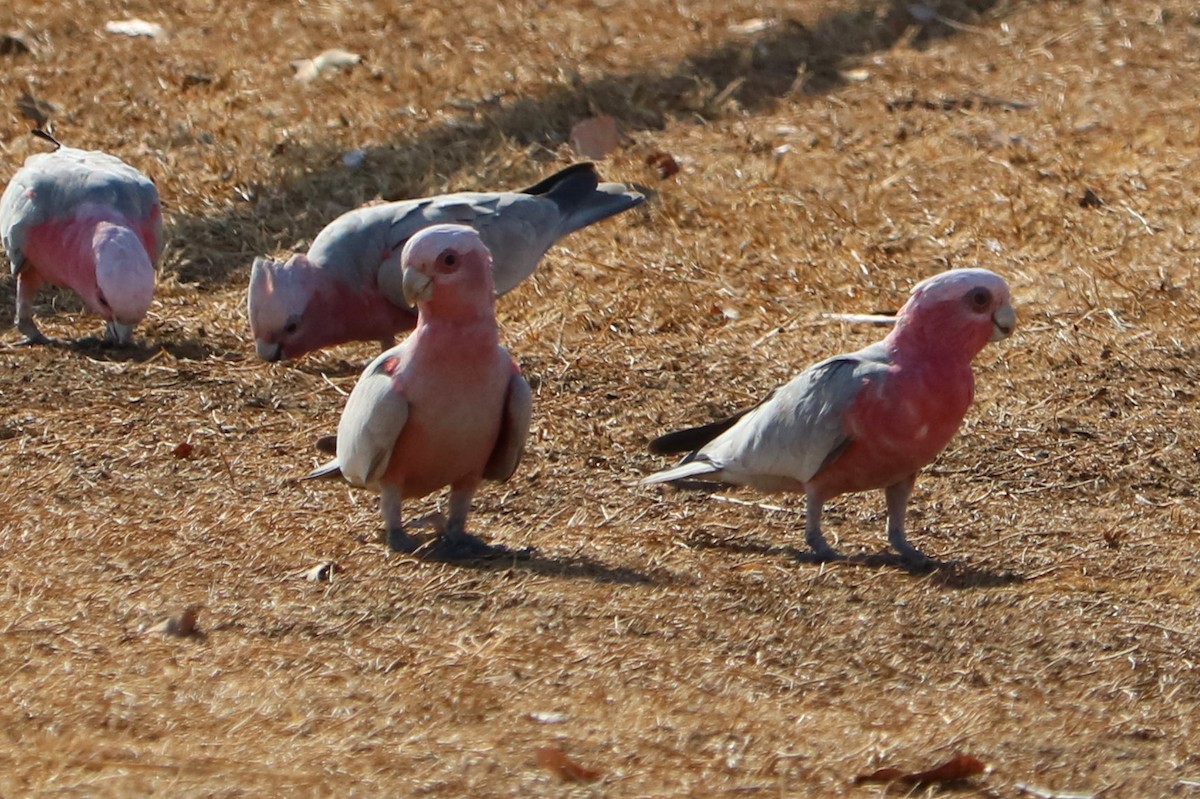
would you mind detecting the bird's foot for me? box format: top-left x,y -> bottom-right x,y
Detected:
425,531 -> 508,561
887,540 -> 940,572
898,550 -> 940,573
386,526 -> 421,554
795,545 -> 845,564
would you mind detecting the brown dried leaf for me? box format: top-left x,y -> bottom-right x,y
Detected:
315,434 -> 337,455
303,562 -> 342,582
853,754 -> 986,786
172,441 -> 194,459
645,150 -> 680,179
1,31 -> 34,57
145,605 -> 204,638
535,745 -> 602,783
570,115 -> 619,161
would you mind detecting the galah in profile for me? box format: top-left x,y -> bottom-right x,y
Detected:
305,224 -> 531,560
0,132 -> 162,345
249,161 -> 643,361
643,269 -> 1016,569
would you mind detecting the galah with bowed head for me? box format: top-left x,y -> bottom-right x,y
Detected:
305,223 -> 532,560
643,268 -> 1017,569
248,162 -> 643,361
0,132 -> 162,345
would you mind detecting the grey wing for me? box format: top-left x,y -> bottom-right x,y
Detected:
483,372 -> 533,482
1,148 -> 161,273
405,192 -> 562,296
704,343 -> 892,484
0,169 -> 38,272
334,349 -> 411,488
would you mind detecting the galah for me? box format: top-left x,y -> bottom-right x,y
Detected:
249,161 -> 643,361
305,223 -> 532,559
0,133 -> 162,345
643,269 -> 1016,568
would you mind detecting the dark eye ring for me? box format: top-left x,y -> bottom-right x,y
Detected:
444,253 -> 457,267
969,288 -> 991,309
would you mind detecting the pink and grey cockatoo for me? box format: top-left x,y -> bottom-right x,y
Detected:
0,133 -> 162,345
643,268 -> 1016,569
249,162 -> 643,361
305,224 -> 532,559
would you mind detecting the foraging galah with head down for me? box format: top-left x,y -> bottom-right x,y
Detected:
643,268 -> 1016,569
249,161 -> 644,361
0,133 -> 162,345
305,224 -> 532,559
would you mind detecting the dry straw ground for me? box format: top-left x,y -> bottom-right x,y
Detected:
1,0 -> 1198,796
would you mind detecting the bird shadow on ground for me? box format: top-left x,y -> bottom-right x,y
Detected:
162,0 -> 1010,287
441,547 -> 661,586
684,529 -> 1024,587
64,336 -> 243,363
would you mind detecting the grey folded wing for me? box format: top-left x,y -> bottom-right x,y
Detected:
308,164 -> 643,307
697,343 -> 893,484
333,350 -> 411,488
1,147 -> 162,273
483,372 -> 533,482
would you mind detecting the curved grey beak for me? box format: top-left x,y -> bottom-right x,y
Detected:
990,303 -> 1017,341
402,268 -> 433,307
256,339 -> 284,361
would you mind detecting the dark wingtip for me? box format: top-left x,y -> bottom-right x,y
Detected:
32,128 -> 62,150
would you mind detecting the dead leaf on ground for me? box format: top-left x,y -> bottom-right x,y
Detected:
1016,783 -> 1097,799
172,441 -> 194,459
292,49 -> 363,84
853,753 -> 987,787
645,150 -> 680,179
1,31 -> 34,56
144,605 -> 204,638
570,115 -> 619,161
535,745 -> 602,783
17,92 -> 55,127
303,562 -> 342,582
315,434 -> 337,455
105,19 -> 166,39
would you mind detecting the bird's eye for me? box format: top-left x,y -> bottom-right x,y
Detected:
968,288 -> 992,310
284,321 -> 299,334
442,252 -> 457,268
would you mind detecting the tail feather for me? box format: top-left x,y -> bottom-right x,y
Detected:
524,162 -> 645,235
641,456 -> 723,486
302,459 -> 343,481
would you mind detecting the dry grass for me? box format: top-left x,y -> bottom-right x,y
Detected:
2,0 -> 1200,796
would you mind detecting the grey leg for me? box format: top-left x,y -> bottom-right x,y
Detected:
885,475 -> 935,568
382,484 -> 418,553
428,484 -> 499,560
804,488 -> 842,562
14,273 -> 52,345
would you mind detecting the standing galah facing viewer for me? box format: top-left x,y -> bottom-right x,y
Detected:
249,161 -> 643,361
0,132 -> 162,345
305,224 -> 532,559
643,269 -> 1016,569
